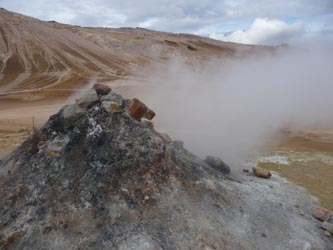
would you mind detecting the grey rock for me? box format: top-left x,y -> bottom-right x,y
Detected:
76,89 -> 99,108
322,222 -> 333,233
100,91 -> 124,106
46,135 -> 69,157
204,155 -> 230,174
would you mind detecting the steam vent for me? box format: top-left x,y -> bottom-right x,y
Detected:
0,85 -> 332,249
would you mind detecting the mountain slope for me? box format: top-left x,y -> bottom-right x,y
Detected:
0,8 -> 272,99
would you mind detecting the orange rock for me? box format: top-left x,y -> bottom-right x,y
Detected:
145,108 -> 156,120
37,141 -> 49,150
128,98 -> 156,121
252,167 -> 272,179
93,84 -> 111,95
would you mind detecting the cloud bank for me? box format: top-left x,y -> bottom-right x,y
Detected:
1,0 -> 333,44
210,18 -> 305,45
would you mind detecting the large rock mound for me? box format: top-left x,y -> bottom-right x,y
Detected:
0,85 -> 233,249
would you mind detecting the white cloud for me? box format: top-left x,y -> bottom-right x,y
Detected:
210,18 -> 305,45
0,0 -> 332,44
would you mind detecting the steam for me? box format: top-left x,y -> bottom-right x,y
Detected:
67,78 -> 97,104
130,44 -> 333,165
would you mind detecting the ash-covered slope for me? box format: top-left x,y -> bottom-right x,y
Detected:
0,85 -> 332,250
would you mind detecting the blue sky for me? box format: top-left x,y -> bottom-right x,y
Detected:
1,0 -> 332,45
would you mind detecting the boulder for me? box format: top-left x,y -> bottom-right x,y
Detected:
312,207 -> 331,221
76,89 -> 99,108
128,98 -> 156,121
205,155 -> 230,174
101,101 -> 122,112
93,83 -> 111,95
322,222 -> 333,234
252,167 -> 272,179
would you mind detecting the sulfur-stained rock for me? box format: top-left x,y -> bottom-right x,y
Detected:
76,89 -> 99,108
101,101 -> 122,112
93,83 -> 111,95
252,167 -> 272,179
128,98 -> 156,121
128,98 -> 147,120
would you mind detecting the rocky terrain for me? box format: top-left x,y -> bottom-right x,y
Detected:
0,85 -> 332,249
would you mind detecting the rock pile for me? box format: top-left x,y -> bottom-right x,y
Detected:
0,84 -> 233,250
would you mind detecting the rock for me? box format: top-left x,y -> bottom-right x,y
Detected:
76,89 -> 99,108
252,167 -> 272,179
46,136 -> 69,157
37,140 -> 49,150
100,91 -> 124,106
312,207 -> 331,221
324,231 -> 332,238
242,169 -> 249,173
187,44 -> 197,51
101,101 -> 122,112
141,118 -> 153,128
145,108 -> 156,120
204,155 -> 230,174
62,103 -> 86,119
322,222 -> 333,233
93,83 -> 111,95
128,98 -> 156,121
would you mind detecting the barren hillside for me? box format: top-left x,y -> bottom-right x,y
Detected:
0,8 -> 272,100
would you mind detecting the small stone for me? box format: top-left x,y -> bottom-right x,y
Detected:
252,167 -> 272,179
93,83 -> 111,95
324,231 -> 332,238
100,92 -> 124,106
296,209 -> 304,216
322,222 -> 333,233
204,155 -> 230,174
312,207 -> 331,221
141,118 -> 153,128
46,136 -> 70,157
128,98 -> 156,121
102,101 -> 122,112
37,140 -> 49,150
242,169 -> 249,173
76,89 -> 99,108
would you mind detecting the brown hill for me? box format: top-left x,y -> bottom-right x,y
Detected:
0,8 -> 272,100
